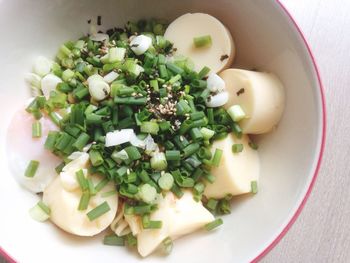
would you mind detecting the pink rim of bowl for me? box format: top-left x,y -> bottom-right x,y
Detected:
0,1 -> 326,262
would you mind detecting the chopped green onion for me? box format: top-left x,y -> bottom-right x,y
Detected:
142,214 -> 162,229
95,178 -> 109,192
124,146 -> 142,161
166,62 -> 184,75
190,111 -> 205,121
140,121 -> 159,135
211,149 -> 223,167
103,234 -> 125,246
72,133 -> 90,151
55,162 -> 65,174
162,237 -> 173,255
165,150 -> 181,161
48,111 -> 61,127
251,181 -> 258,194
227,105 -> 246,122
32,121 -> 42,138
24,160 -> 40,178
150,152 -> 167,171
87,201 -> 111,221
158,173 -> 174,190
159,121 -> 171,132
171,184 -> 184,198
183,143 -> 200,158
29,201 -> 50,222
114,96 -> 147,105
198,66 -> 211,79
232,123 -> 243,139
193,35 -> 212,48
133,204 -> 152,215
150,79 -> 159,92
78,192 -> 90,210
205,218 -> 223,231
190,128 -> 204,142
139,184 -> 157,203
194,182 -> 205,194
76,169 -> 88,191
206,198 -> 219,211
249,141 -> 259,150
126,233 -> 137,247
218,199 -> 231,214
200,127 -> 215,140
101,190 -> 117,198
168,74 -> 181,85
62,69 -> 75,81
176,100 -> 191,116
89,150 -> 104,166
232,143 -> 244,153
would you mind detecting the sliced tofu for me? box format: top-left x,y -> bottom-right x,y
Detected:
137,191 -> 214,257
43,175 -> 118,236
6,109 -> 61,193
219,69 -> 285,134
204,134 -> 260,199
164,13 -> 235,73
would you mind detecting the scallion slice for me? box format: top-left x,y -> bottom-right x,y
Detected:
251,181 -> 258,194
32,121 -> 42,138
211,149 -> 223,167
162,237 -> 173,255
232,143 -> 244,153
193,35 -> 212,48
24,160 -> 40,178
139,184 -> 157,203
87,201 -> 111,221
78,192 -> 90,210
140,121 -> 159,135
103,234 -> 125,246
227,105 -> 246,122
205,218 -> 223,231
29,201 -> 50,222
158,172 -> 174,190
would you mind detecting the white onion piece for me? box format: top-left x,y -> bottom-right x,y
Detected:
144,134 -> 158,152
205,91 -> 229,107
90,33 -> 109,42
105,129 -> 134,147
41,74 -> 62,98
62,152 -> 89,172
82,143 -> 93,152
87,74 -> 104,85
103,71 -> 119,83
206,73 -> 225,92
33,56 -> 52,77
130,135 -> 146,148
24,73 -> 41,88
130,35 -> 152,55
88,80 -> 110,101
67,151 -> 85,160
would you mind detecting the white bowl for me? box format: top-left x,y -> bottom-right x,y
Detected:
0,0 -> 325,262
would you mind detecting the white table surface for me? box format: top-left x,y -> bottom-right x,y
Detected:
263,0 -> 350,262
1,1 -> 349,262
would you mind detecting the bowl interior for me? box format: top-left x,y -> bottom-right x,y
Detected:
0,0 -> 324,262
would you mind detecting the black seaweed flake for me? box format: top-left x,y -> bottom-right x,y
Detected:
236,88 -> 245,96
220,54 -> 229,61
